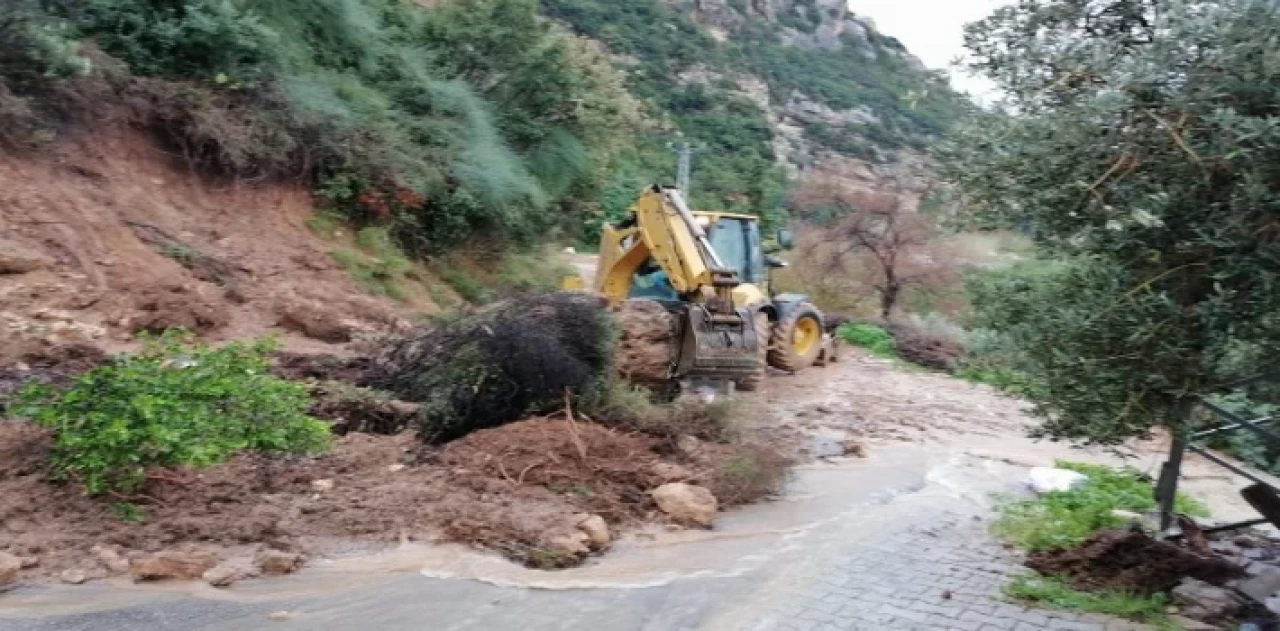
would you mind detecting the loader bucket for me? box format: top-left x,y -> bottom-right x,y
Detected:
674,305 -> 760,383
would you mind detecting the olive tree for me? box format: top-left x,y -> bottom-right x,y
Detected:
942,0 -> 1280,444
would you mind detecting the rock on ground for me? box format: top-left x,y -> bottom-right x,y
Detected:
91,544 -> 129,575
1173,578 -> 1248,626
576,515 -> 611,550
130,549 -> 219,581
0,551 -> 22,588
256,549 -> 303,575
652,483 -> 718,528
203,558 -> 259,587
59,569 -> 88,585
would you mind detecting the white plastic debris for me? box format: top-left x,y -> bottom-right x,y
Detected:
1026,467 -> 1088,494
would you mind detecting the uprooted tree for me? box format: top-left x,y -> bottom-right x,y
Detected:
942,0 -> 1280,444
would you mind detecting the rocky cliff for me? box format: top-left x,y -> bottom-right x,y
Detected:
668,0 -> 948,208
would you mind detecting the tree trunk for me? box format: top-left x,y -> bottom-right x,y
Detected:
880,283 -> 900,320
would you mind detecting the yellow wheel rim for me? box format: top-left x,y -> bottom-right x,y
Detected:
792,317 -> 821,357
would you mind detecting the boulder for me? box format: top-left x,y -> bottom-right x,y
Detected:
130,549 -> 219,581
652,483 -> 718,528
278,301 -> 353,343
256,549 -> 303,575
0,552 -> 22,588
59,569 -> 88,585
1173,578 -> 1247,626
0,238 -> 53,274
203,558 -> 259,587
92,544 -> 130,574
546,532 -> 591,558
576,515 -> 611,550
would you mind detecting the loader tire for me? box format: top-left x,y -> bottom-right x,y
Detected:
768,302 -> 823,373
737,311 -> 770,392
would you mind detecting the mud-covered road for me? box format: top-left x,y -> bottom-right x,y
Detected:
1,354 -> 1270,631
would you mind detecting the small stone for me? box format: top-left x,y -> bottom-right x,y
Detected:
651,483 -> 718,528
267,611 -> 294,621
59,569 -> 88,585
202,558 -> 258,587
547,531 -> 590,557
676,435 -> 703,459
386,464 -> 406,473
256,549 -> 303,575
576,515 -> 611,549
650,462 -> 693,482
1235,535 -> 1263,548
310,479 -> 334,492
17,556 -> 38,569
91,544 -> 130,574
840,441 -> 867,458
814,404 -> 833,414
0,552 -> 22,587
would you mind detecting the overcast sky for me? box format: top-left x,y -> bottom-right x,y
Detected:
847,0 -> 1012,102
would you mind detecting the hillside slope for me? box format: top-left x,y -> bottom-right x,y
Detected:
542,0 -> 962,211
0,128 -> 426,363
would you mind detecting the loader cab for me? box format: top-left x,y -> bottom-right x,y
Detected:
703,214 -> 766,284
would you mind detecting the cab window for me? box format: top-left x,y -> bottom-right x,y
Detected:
709,218 -> 765,283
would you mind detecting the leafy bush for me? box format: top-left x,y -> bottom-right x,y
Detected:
992,461 -> 1207,553
1005,575 -> 1172,627
14,332 -> 330,495
944,0 -> 1280,446
836,323 -> 896,358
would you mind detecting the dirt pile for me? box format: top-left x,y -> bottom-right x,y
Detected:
439,419 -> 666,522
1027,529 -> 1244,594
0,408 -> 782,583
0,128 -> 423,364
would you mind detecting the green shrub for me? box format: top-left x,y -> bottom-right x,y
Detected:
836,323 -> 896,358
1005,575 -> 1173,628
992,461 -> 1207,553
438,265 -> 494,305
14,331 -> 330,495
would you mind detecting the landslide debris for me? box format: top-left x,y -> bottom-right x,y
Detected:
362,292 -> 615,442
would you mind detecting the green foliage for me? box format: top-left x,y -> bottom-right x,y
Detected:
992,460 -> 1207,553
943,0 -> 1280,445
954,363 -> 1041,398
13,331 -> 330,496
438,265 -> 494,305
16,0 -> 645,253
836,323 -> 896,358
1005,575 -> 1173,628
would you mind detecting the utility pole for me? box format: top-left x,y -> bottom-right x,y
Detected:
667,141 -> 705,194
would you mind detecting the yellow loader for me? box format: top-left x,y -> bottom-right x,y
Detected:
566,185 -> 835,392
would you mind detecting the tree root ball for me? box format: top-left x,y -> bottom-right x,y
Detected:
362,292 -> 616,443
